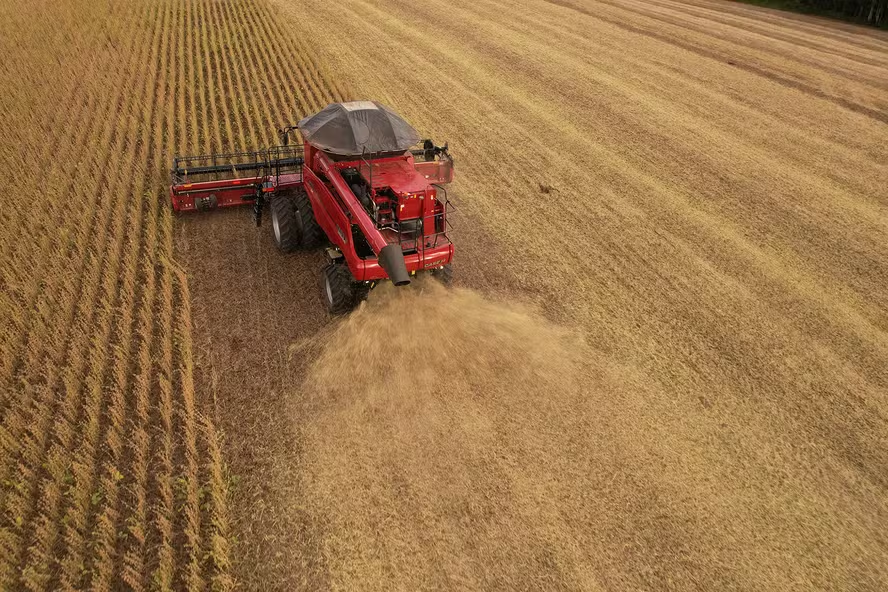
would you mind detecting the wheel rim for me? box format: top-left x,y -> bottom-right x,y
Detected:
325,273 -> 334,307
272,208 -> 282,245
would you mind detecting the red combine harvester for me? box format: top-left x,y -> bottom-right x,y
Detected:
169,101 -> 454,313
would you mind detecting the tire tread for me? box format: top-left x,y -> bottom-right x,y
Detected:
271,195 -> 300,252
323,263 -> 356,314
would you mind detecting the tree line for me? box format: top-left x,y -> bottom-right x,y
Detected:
744,0 -> 888,26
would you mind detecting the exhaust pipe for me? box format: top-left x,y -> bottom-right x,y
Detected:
378,244 -> 411,286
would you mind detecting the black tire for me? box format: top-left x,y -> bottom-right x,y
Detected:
292,189 -> 322,248
271,190 -> 321,252
430,263 -> 453,287
352,282 -> 372,305
270,195 -> 300,253
322,263 -> 357,315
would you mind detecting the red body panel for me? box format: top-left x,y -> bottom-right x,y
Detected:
352,244 -> 453,281
303,166 -> 352,250
170,173 -> 303,212
304,149 -> 453,281
170,140 -> 453,283
312,152 -> 390,254
365,159 -> 431,193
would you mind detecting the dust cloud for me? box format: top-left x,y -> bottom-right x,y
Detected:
290,279 -> 624,590
300,278 -> 588,409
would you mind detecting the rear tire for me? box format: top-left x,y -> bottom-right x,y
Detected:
322,263 -> 357,315
430,263 -> 453,287
271,195 -> 300,253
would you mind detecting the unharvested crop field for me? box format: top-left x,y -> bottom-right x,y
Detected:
2,0 -> 887,590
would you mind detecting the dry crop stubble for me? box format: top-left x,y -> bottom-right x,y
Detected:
257,0 -> 888,589
0,0 -> 243,589
169,1 -> 356,588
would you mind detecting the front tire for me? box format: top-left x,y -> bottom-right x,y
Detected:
430,263 -> 453,287
271,190 -> 321,252
271,195 -> 300,252
322,263 -> 357,315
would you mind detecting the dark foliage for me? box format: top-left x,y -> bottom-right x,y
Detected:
740,0 -> 887,26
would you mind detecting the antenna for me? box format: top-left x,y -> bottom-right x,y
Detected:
361,146 -> 372,191
278,125 -> 298,146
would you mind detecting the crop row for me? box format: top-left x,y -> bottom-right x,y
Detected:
0,0 -> 343,587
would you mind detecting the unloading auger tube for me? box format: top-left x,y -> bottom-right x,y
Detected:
313,151 -> 412,286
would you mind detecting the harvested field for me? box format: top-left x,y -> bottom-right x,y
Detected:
1,0 -> 886,590
242,0 -> 884,589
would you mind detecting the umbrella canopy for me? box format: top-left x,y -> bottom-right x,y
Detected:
297,101 -> 421,156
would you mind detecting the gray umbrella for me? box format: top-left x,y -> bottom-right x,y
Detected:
297,101 -> 421,156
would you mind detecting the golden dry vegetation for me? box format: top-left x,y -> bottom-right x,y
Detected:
2,0 -> 887,591
0,0 -> 335,587
205,0 -> 883,589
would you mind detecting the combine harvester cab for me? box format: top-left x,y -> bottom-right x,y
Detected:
169,101 -> 454,314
